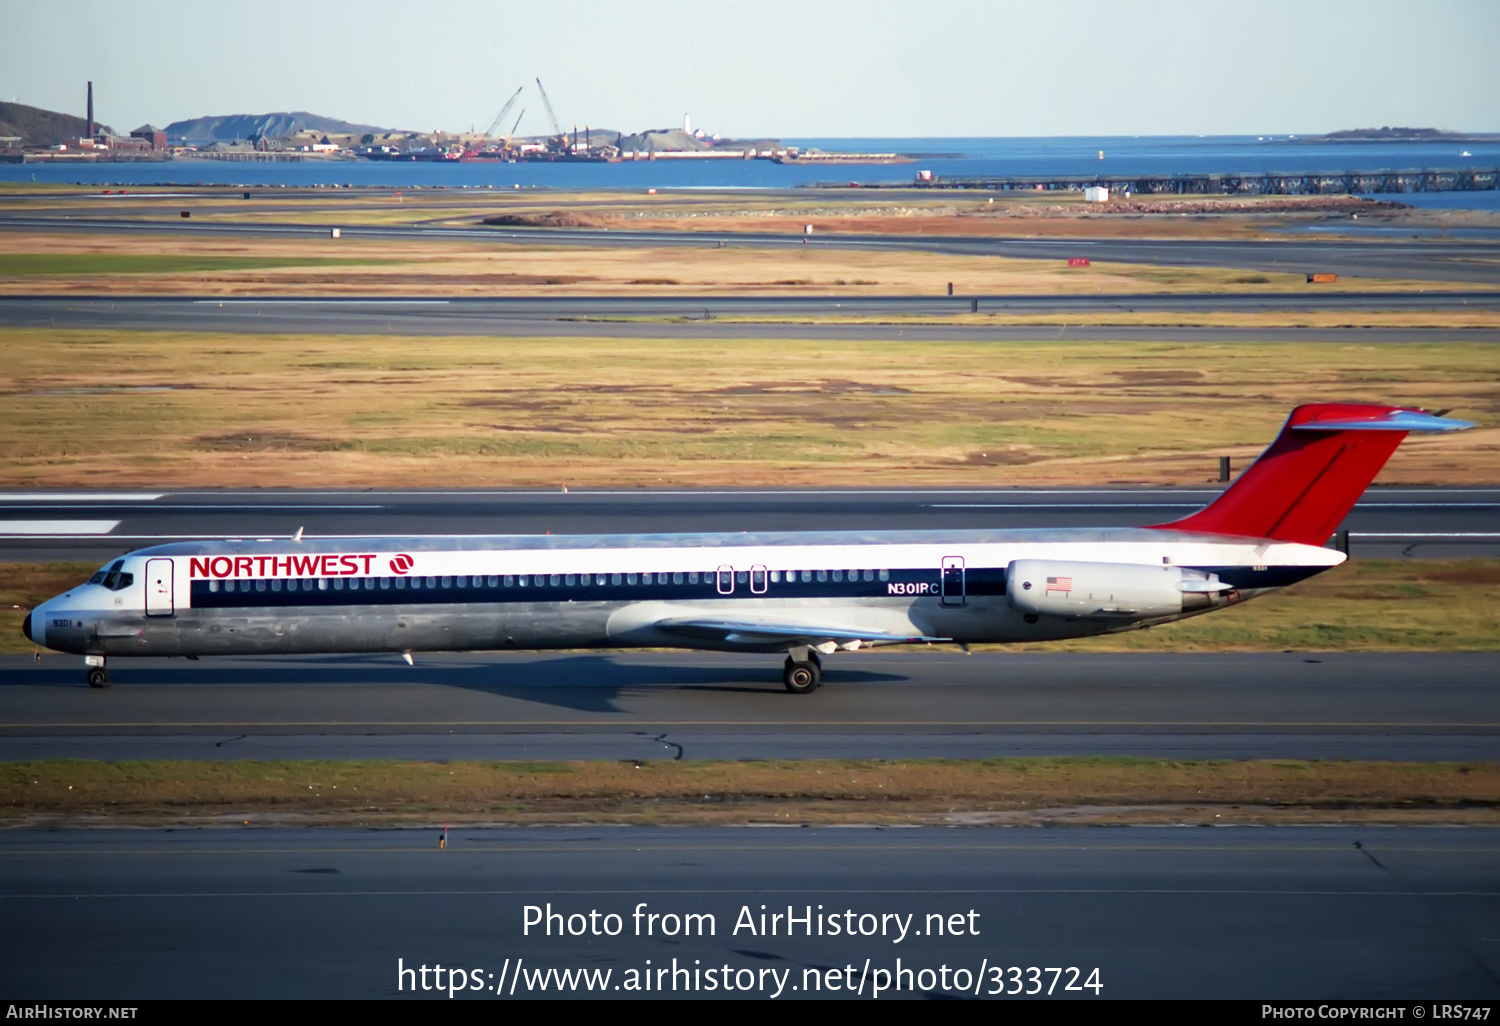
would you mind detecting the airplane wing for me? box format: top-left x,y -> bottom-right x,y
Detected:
653,617 -> 947,648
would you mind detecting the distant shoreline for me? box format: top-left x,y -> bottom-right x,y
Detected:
1301,127 -> 1500,144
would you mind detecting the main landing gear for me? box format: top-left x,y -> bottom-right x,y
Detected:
85,656 -> 110,689
782,647 -> 822,694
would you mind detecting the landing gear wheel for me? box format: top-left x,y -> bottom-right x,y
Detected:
86,668 -> 111,689
783,657 -> 821,694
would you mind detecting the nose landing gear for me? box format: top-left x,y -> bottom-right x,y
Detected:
782,647 -> 822,694
85,656 -> 110,689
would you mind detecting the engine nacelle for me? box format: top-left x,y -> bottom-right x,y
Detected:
1006,559 -> 1228,621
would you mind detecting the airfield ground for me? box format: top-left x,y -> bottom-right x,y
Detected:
1,230 -> 1477,298
3,756 -> 1496,828
3,330 -> 1495,489
1,187 -> 1496,840
6,182 -> 1496,241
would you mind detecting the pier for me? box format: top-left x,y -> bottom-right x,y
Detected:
912,167 -> 1500,195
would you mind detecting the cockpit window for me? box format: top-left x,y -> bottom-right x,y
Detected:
88,560 -> 121,586
99,561 -> 133,591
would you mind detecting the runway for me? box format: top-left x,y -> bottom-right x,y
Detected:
3,213 -> 1499,283
6,293 -> 1500,336
2,487 -> 1496,561
3,651 -> 1496,762
0,825 -> 1495,998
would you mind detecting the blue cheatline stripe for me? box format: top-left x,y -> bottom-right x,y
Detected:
188,567 -> 1010,609
184,564 -> 1324,611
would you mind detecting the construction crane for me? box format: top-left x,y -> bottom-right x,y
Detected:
534,77 -> 564,145
507,108 -> 525,140
483,86 -> 524,139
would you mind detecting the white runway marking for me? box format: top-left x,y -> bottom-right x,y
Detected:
0,520 -> 120,535
164,488 -> 1231,498
1350,532 -> 1500,538
194,299 -> 451,306
929,503 -> 1196,509
1,504 -> 384,512
931,501 -> 1500,509
0,493 -> 161,502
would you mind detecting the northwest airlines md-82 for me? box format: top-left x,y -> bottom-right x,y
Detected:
23,404 -> 1472,692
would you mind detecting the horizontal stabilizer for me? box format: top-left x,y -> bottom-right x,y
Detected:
1291,409 -> 1474,433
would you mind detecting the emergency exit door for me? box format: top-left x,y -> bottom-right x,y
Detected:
144,558 -> 174,616
940,556 -> 966,606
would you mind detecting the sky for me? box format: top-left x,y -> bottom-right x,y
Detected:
4,0 -> 1498,138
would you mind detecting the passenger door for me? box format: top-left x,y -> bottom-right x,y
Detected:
144,558 -> 175,617
940,555 -> 966,607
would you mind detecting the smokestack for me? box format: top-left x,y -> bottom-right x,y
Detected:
86,81 -> 93,138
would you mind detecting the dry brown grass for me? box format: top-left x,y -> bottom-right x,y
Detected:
5,229 -> 1461,296
2,758 -> 1494,827
2,330 -> 1495,488
763,311 -> 1500,329
609,211 -> 1325,241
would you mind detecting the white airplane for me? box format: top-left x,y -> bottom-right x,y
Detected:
24,403 -> 1471,692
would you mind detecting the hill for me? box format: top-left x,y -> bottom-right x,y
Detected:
164,111 -> 387,143
1317,126 -> 1500,143
0,100 -> 113,147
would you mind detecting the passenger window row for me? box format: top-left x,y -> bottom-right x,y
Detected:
204,568 -> 894,594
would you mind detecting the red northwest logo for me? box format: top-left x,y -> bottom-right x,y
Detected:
389,554 -> 415,575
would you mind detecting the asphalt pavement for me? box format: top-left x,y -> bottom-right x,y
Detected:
1,825 -> 1495,998
5,293 -> 1500,336
2,487 -> 1495,561
4,651 -> 1496,762
4,212 -> 1500,282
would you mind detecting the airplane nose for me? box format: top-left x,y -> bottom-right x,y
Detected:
21,612 -> 32,643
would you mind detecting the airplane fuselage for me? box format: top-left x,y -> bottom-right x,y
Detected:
27,526 -> 1341,660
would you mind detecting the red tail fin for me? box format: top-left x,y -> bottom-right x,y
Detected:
1150,403 -> 1472,545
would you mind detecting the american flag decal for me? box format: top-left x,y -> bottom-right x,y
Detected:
1046,576 -> 1073,593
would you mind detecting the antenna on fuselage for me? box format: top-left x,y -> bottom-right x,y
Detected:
292,526 -> 304,543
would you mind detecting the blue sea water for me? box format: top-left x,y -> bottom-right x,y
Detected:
4,135 -> 1498,207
